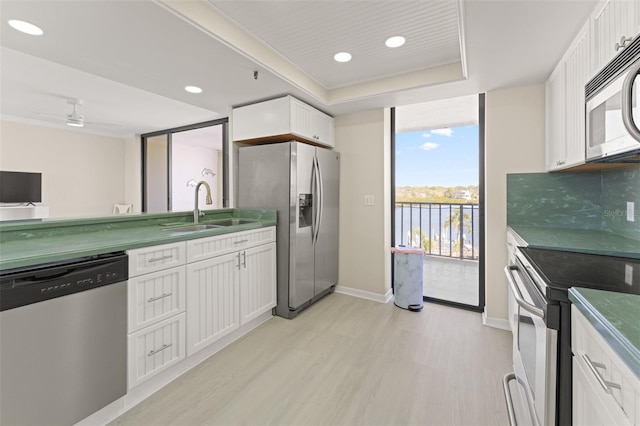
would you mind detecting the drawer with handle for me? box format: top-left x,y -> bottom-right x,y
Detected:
572,305 -> 639,425
128,242 -> 186,277
127,312 -> 186,389
187,226 -> 276,263
127,266 -> 186,333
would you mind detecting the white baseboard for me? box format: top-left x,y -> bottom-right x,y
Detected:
334,285 -> 393,304
482,311 -> 511,331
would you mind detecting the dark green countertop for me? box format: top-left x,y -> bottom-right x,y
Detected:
0,209 -> 277,270
569,288 -> 640,379
508,225 -> 640,259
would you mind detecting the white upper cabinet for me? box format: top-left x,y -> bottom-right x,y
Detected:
591,0 -> 640,73
546,62 -> 566,171
232,95 -> 335,148
545,23 -> 590,172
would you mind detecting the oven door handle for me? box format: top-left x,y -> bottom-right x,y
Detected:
504,266 -> 545,319
622,60 -> 640,143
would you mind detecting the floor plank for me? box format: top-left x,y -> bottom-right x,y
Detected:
111,293 -> 512,426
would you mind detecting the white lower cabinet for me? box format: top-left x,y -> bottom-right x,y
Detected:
240,242 -> 276,325
572,305 -> 639,425
186,252 -> 240,355
126,227 -> 276,390
186,237 -> 276,355
127,313 -> 186,389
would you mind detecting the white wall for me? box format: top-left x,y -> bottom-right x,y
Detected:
334,109 -> 392,300
484,85 -> 545,326
0,120 -> 126,218
124,135 -> 142,213
171,144 -> 219,211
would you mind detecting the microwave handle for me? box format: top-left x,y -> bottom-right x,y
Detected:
504,266 -> 545,319
621,61 -> 640,142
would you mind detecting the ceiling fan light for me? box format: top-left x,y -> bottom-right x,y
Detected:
8,19 -> 43,36
66,118 -> 84,127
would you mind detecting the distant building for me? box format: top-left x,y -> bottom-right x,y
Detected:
453,190 -> 472,200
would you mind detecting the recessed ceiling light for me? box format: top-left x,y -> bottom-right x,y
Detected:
8,19 -> 43,36
334,52 -> 352,63
185,85 -> 203,94
385,36 -> 406,48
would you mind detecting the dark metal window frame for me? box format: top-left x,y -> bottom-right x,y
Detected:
141,118 -> 229,212
390,93 -> 486,313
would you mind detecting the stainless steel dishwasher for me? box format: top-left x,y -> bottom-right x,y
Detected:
0,252 -> 128,426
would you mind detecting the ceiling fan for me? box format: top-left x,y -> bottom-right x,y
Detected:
35,98 -> 119,129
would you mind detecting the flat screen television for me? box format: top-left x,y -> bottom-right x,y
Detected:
0,171 -> 42,203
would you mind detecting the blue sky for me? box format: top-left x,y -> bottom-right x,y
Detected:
395,125 -> 479,187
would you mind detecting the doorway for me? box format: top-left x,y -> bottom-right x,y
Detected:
392,94 -> 485,311
142,119 -> 228,212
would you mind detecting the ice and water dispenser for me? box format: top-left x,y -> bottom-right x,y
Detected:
298,194 -> 312,228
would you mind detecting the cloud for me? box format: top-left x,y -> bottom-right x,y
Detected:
431,128 -> 453,137
422,132 -> 431,138
420,142 -> 439,151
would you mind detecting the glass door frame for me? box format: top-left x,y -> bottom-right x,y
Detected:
390,94 -> 486,313
141,118 -> 229,212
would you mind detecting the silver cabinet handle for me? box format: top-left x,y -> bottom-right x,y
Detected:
147,343 -> 172,357
621,60 -> 640,142
242,251 -> 246,268
582,353 -> 621,394
148,255 -> 173,263
147,293 -> 172,303
504,266 -> 544,319
236,252 -> 241,270
502,373 -> 518,426
234,240 -> 248,245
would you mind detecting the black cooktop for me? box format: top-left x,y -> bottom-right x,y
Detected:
519,247 -> 640,300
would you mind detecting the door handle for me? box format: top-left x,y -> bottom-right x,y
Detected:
504,266 -> 544,319
621,60 -> 640,142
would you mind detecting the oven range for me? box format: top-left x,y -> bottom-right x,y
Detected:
503,246 -> 640,425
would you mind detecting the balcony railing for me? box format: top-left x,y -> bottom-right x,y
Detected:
395,202 -> 480,260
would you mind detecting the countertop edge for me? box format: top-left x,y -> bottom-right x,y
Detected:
568,288 -> 640,380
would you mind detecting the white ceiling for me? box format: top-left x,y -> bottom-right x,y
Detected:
0,0 -> 598,139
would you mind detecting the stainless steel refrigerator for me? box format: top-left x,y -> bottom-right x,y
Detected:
238,141 -> 339,318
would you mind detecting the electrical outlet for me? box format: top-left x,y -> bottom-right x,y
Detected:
364,195 -> 375,206
628,202 -> 635,222
625,264 -> 633,286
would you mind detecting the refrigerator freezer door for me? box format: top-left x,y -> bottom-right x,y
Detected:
290,142 -> 316,309
314,147 -> 339,295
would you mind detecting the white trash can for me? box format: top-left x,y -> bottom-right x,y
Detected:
391,246 -> 424,312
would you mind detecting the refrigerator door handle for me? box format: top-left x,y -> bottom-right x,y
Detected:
311,156 -> 320,244
316,156 -> 324,243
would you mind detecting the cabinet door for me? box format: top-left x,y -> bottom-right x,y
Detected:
314,111 -> 335,148
127,313 -> 186,389
186,253 -> 239,355
592,0 -> 640,72
564,24 -> 590,169
290,98 -> 334,147
239,243 -> 276,325
545,63 -> 566,171
127,266 -> 186,333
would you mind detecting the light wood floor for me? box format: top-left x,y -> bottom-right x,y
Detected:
112,293 -> 512,426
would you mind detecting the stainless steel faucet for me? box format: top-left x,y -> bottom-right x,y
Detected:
193,180 -> 213,224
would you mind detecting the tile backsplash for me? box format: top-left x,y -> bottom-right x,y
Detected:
507,166 -> 640,241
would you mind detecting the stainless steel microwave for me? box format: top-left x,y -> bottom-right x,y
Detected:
586,36 -> 640,163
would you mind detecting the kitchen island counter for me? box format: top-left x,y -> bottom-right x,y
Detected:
0,209 -> 276,270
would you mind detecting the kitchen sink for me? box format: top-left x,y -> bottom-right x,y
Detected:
211,219 -> 258,226
164,224 -> 222,233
